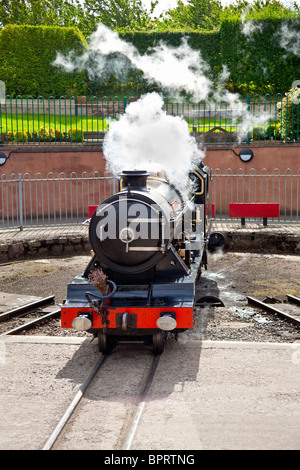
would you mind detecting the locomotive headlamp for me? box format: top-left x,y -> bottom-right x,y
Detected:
156,312 -> 177,331
72,312 -> 93,331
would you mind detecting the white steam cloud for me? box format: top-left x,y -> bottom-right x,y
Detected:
278,23 -> 300,57
54,24 -> 211,102
53,23 -> 211,197
240,12 -> 264,41
103,92 -> 204,200
54,22 -> 272,198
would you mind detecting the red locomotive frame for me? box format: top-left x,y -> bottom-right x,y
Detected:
61,306 -> 193,330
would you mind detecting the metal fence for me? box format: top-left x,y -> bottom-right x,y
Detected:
0,172 -> 117,229
0,93 -> 299,146
0,169 -> 299,230
211,168 -> 300,223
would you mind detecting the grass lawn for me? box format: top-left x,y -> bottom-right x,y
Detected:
0,113 -> 110,134
0,112 -> 277,144
0,112 -> 242,134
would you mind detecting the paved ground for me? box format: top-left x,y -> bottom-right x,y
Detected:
0,222 -> 299,261
0,225 -> 89,244
0,222 -> 299,243
0,336 -> 299,450
0,225 -> 90,261
0,222 -> 299,450
212,222 -> 300,254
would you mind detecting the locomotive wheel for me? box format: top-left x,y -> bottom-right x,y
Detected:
98,332 -> 116,354
152,331 -> 167,355
196,266 -> 202,282
195,295 -> 225,308
207,232 -> 226,253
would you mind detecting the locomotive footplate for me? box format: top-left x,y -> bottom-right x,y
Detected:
61,272 -> 196,332
61,305 -> 193,332
61,251 -> 203,336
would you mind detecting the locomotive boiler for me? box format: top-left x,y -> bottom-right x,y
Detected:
61,166 -> 216,354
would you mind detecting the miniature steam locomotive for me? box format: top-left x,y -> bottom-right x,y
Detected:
61,166 -> 219,354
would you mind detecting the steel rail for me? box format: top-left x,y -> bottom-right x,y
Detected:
122,354 -> 161,450
42,349 -> 161,450
0,308 -> 61,336
287,294 -> 300,306
247,296 -> 300,327
0,295 -> 55,322
42,354 -> 107,450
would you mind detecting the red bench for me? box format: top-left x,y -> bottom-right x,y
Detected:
89,205 -> 98,218
229,203 -> 280,226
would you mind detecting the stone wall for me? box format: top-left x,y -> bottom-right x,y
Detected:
0,227 -> 91,262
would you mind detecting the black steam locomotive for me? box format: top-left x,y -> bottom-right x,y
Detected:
61,165 -> 220,354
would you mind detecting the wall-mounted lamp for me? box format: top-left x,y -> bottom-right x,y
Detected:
239,148 -> 253,163
209,147 -> 254,163
0,152 -> 7,166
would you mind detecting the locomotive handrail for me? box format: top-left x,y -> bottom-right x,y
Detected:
190,169 -> 205,195
85,280 -> 117,304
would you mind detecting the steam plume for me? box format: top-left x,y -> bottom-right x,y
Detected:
54,23 -> 211,102
278,22 -> 300,57
54,22 -> 272,196
103,92 -> 204,201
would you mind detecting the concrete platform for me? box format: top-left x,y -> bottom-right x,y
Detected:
213,222 -> 300,254
0,225 -> 90,261
0,222 -> 299,262
0,335 -> 299,450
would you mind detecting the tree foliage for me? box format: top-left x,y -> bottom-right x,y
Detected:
1,0 -> 300,96
0,0 -> 157,36
156,0 -> 223,31
221,0 -> 298,19
187,0 -> 222,30
0,0 -> 84,29
82,0 -> 156,34
1,0 -> 297,34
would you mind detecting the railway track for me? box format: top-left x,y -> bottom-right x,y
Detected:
0,295 -> 60,336
247,294 -> 300,328
43,348 -> 162,450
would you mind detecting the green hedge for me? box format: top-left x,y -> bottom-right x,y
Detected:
2,19 -> 300,98
85,30 -> 222,96
0,25 -> 88,97
120,29 -> 222,81
220,17 -> 300,95
118,22 -> 300,96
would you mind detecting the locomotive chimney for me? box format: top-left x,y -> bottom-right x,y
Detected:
120,170 -> 149,191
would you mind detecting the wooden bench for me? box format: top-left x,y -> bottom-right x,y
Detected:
229,203 -> 280,226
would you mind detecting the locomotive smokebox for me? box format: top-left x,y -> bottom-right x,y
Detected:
89,169 -> 183,275
120,170 -> 149,191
